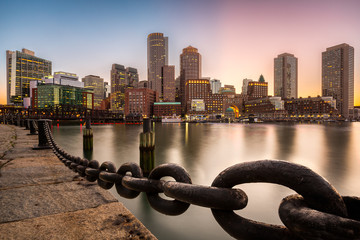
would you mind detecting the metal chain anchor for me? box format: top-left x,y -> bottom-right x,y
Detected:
42,122 -> 360,240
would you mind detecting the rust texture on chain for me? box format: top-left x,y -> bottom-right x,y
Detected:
41,120 -> 360,240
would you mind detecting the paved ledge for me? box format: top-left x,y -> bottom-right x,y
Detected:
0,124 -> 157,240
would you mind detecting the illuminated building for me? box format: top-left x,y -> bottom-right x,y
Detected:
110,64 -> 139,112
32,83 -> 93,109
322,43 -> 354,118
82,75 -> 104,108
185,79 -> 211,114
125,88 -> 157,117
180,46 -> 201,113
284,96 -> 337,118
247,75 -> 268,100
274,53 -> 298,99
147,33 -> 168,96
6,48 -> 52,105
210,79 -> 221,94
162,65 -> 175,102
153,102 -> 181,117
244,96 -> 287,119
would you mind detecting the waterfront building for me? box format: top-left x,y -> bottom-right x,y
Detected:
223,94 -> 243,118
244,96 -> 286,119
124,88 -> 157,117
284,96 -> 337,119
44,72 -> 83,88
110,64 -> 139,112
162,65 -> 175,102
147,33 -> 168,95
180,46 -> 202,113
322,43 -> 354,119
153,102 -> 181,117
242,78 -> 253,95
274,53 -> 298,99
32,83 -> 93,109
247,75 -> 268,100
207,93 -> 224,114
82,75 -> 104,108
6,48 -> 52,105
185,79 -> 211,114
210,79 -> 221,94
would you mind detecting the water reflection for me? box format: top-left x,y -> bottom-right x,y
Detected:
322,124 -> 351,185
274,124 -> 296,160
52,122 -> 360,240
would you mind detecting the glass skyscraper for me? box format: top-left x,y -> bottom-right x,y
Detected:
147,33 -> 168,97
6,48 -> 52,105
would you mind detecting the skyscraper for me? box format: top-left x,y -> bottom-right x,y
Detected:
180,46 -> 201,113
162,65 -> 175,102
322,43 -> 354,118
274,53 -> 298,99
110,64 -> 139,112
147,33 -> 168,96
6,48 -> 52,105
82,75 -> 104,108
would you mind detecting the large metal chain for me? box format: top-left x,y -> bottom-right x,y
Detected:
43,122 -> 360,240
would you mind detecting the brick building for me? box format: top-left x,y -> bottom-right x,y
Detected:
125,88 -> 157,117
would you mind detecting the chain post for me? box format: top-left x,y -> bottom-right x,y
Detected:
33,119 -> 52,150
140,118 -> 155,177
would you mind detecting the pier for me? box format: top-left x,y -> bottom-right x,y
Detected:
0,124 -> 156,240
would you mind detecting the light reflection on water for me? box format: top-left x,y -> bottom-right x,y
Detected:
52,122 -> 360,240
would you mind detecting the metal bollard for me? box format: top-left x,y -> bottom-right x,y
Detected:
33,119 -> 52,150
139,118 -> 155,177
28,120 -> 37,135
24,119 -> 30,130
20,118 -> 24,128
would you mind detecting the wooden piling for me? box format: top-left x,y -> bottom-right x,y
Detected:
83,118 -> 93,150
139,118 -> 155,177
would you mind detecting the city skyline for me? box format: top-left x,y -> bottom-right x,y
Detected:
1,0 -> 360,105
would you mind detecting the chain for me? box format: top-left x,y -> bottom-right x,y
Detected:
42,121 -> 360,240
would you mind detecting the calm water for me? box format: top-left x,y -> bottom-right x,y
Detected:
52,122 -> 360,240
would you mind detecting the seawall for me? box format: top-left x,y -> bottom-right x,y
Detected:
0,124 -> 157,240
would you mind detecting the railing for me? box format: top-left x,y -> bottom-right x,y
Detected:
10,119 -> 360,239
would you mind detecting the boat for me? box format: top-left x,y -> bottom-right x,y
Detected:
162,116 -> 183,123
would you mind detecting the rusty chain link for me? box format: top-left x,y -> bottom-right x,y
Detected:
42,121 -> 360,240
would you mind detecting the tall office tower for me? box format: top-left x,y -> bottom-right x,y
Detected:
126,67 -> 139,87
180,46 -> 202,112
6,48 -> 52,105
322,43 -> 354,118
210,79 -> 221,94
274,53 -> 298,99
162,65 -> 175,102
110,64 -> 139,112
147,33 -> 168,95
82,75 -> 104,108
242,78 -> 253,95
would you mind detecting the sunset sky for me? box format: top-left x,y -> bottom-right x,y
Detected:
0,0 -> 359,105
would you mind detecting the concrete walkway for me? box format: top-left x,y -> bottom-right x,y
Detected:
0,124 -> 157,240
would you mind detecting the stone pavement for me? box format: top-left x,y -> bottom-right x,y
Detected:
0,124 -> 157,240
